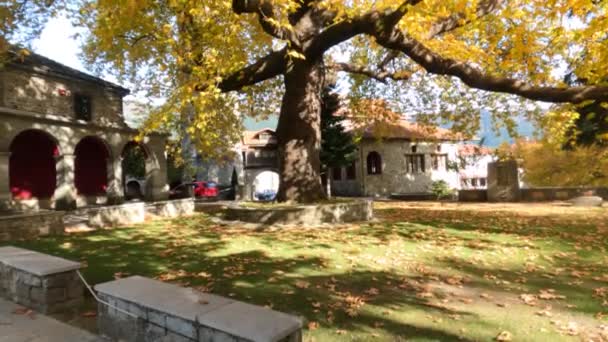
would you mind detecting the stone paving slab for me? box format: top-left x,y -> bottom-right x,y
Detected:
0,246 -> 81,276
0,297 -> 103,342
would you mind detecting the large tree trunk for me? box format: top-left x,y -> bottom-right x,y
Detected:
275,59 -> 327,203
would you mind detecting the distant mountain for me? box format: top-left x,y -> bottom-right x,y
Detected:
476,110 -> 537,147
243,115 -> 278,131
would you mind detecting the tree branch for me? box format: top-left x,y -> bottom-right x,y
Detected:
305,0 -> 423,59
212,49 -> 287,93
232,0 -> 297,43
427,0 -> 506,38
330,62 -> 411,83
374,30 -> 608,103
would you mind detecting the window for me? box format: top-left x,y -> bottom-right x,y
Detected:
346,162 -> 356,180
411,145 -> 417,153
471,178 -> 478,187
74,94 -> 92,121
480,178 -> 487,187
436,145 -> 442,152
258,132 -> 272,141
405,154 -> 425,173
332,167 -> 342,181
367,152 -> 382,175
431,154 -> 448,171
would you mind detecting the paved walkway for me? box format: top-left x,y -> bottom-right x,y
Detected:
0,298 -> 104,342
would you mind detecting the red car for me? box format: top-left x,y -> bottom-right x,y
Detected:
193,181 -> 219,198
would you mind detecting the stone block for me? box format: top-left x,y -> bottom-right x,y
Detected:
570,196 -> 603,207
16,271 -> 42,287
198,327 -> 240,342
148,308 -> 167,328
166,315 -> 197,340
43,271 -> 73,288
67,280 -> 84,299
30,287 -> 66,304
144,322 -> 168,341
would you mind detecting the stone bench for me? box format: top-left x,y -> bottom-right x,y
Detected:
0,246 -> 84,313
95,276 -> 302,342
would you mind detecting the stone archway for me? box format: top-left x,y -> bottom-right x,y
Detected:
252,170 -> 280,201
121,141 -> 149,200
75,136 -> 111,197
9,129 -> 60,201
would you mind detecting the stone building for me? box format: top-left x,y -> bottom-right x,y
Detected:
0,51 -> 168,211
331,120 -> 462,197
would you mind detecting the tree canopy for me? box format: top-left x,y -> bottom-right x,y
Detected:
4,0 -> 608,201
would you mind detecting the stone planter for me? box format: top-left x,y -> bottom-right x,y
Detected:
224,199 -> 373,225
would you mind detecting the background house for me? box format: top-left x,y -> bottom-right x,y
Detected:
331,120 -> 462,197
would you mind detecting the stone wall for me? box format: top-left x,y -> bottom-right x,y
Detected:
332,140 -> 461,197
145,198 -> 195,218
0,68 -> 126,128
520,187 -> 608,202
0,210 -> 64,241
487,161 -> 520,202
458,190 -> 488,202
225,200 -> 373,225
0,246 -> 83,314
95,276 -> 302,342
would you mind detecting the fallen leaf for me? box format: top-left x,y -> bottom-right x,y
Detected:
495,331 -> 512,341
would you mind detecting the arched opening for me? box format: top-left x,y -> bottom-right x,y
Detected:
9,130 -> 59,200
253,170 -> 279,201
122,141 -> 148,200
75,136 -> 110,196
367,151 -> 382,175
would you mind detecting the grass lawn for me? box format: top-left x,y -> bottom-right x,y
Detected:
6,201 -> 608,341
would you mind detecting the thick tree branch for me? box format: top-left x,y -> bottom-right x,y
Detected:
232,0 -> 298,43
330,62 -> 411,83
306,0 -> 423,59
213,49 -> 287,93
374,30 -> 608,103
427,0 -> 506,38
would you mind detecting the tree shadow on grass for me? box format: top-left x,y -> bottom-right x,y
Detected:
433,255 -> 608,317
5,222 -> 484,340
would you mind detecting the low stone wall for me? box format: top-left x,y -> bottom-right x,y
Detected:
389,193 -> 437,201
458,187 -> 608,203
145,198 -> 194,218
95,276 -> 302,342
0,246 -> 83,314
0,210 -> 64,241
73,201 -> 146,228
521,187 -> 608,202
458,190 -> 488,202
224,200 -> 373,225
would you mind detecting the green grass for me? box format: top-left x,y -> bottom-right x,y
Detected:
6,202 -> 608,341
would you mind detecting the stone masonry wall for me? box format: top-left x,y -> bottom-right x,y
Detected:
0,267 -> 83,314
0,247 -> 83,314
359,140 -> 460,196
0,69 -> 126,128
0,211 -> 64,241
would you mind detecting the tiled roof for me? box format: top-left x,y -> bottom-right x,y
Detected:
353,119 -> 463,141
7,48 -> 130,96
458,144 -> 494,156
242,128 -> 277,146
